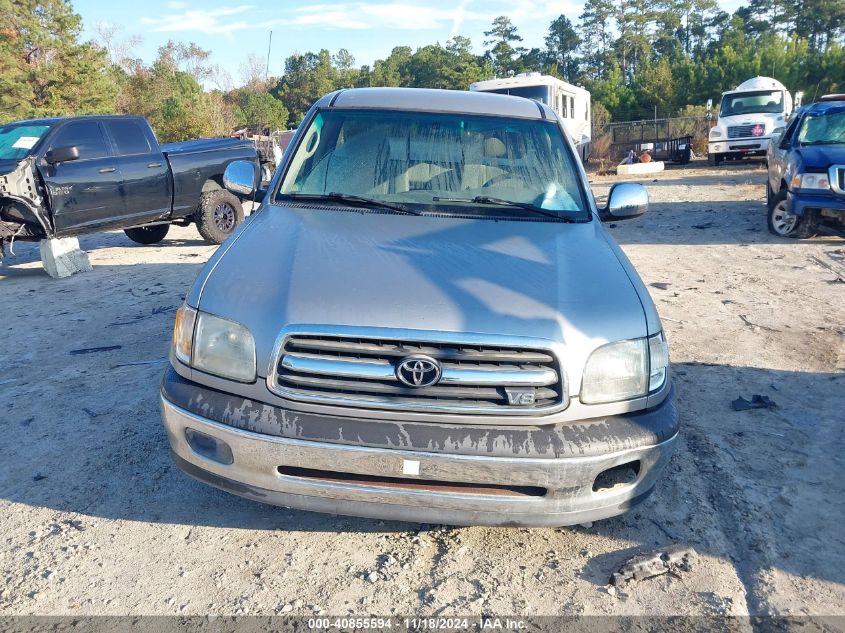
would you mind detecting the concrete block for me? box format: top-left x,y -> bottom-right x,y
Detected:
616,161 -> 665,175
39,237 -> 93,279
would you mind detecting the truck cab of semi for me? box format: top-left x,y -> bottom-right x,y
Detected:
708,76 -> 801,166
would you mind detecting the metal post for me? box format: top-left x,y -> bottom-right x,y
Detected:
265,31 -> 273,85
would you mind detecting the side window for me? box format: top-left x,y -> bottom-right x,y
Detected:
49,122 -> 109,160
107,120 -> 152,155
780,117 -> 800,148
570,97 -> 575,119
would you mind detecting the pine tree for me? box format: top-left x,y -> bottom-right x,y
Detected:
484,16 -> 526,76
579,0 -> 615,79
545,15 -> 581,80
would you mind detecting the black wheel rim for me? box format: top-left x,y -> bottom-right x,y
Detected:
213,203 -> 235,232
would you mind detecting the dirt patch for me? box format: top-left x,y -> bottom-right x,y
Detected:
1,160 -> 843,617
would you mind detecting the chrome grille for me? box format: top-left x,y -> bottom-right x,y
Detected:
270,333 -> 566,414
727,124 -> 764,139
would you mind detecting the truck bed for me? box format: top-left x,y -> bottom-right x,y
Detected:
161,137 -> 255,156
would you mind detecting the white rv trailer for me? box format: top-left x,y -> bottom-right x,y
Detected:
470,73 -> 592,162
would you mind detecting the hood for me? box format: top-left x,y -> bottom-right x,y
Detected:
715,113 -> 783,128
194,205 -> 649,379
796,145 -> 845,170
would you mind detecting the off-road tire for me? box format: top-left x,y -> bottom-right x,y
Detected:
124,224 -> 170,245
195,190 -> 244,245
767,188 -> 816,238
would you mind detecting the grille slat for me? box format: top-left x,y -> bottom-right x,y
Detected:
285,336 -> 554,363
280,374 -> 560,401
273,333 -> 565,414
727,124 -> 764,139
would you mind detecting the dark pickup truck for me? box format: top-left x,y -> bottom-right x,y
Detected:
0,115 -> 259,256
766,95 -> 845,238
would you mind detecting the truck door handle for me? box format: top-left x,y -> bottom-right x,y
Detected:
146,162 -> 162,168
98,167 -> 116,173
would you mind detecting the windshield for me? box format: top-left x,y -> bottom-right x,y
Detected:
0,124 -> 51,160
797,110 -> 845,145
720,91 -> 784,117
482,86 -> 551,105
278,109 -> 588,220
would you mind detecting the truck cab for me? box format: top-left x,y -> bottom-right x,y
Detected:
708,76 -> 799,166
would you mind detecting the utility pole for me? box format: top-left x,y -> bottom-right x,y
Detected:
265,31 -> 273,87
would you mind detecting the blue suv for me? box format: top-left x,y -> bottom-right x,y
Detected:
766,95 -> 845,238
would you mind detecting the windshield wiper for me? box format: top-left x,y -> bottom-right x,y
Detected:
282,192 -> 421,215
800,140 -> 845,146
433,195 -> 580,222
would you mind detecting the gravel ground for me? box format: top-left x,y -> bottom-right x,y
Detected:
0,161 -> 843,619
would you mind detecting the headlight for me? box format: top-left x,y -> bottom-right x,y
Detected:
193,312 -> 257,382
772,126 -> 785,135
581,333 -> 669,404
709,129 -> 722,138
792,173 -> 830,190
171,304 -> 257,382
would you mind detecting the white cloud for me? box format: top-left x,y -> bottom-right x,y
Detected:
140,1 -> 580,40
284,2 -> 471,31
141,5 -> 255,35
449,0 -> 471,38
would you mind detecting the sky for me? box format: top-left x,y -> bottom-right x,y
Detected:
75,0 -> 744,88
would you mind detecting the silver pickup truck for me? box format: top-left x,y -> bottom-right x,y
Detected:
159,88 -> 678,527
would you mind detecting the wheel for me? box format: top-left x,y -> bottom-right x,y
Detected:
195,190 -> 244,245
767,189 -> 816,238
708,153 -> 721,167
124,224 -> 170,244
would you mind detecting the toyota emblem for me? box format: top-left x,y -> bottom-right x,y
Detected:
396,355 -> 441,387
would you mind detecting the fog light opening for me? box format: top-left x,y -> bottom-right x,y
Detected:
593,460 -> 641,493
185,428 -> 234,465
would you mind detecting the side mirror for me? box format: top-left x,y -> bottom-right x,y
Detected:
44,146 -> 80,164
601,183 -> 648,221
223,160 -> 260,197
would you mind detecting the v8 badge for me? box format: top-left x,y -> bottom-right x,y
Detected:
505,388 -> 536,406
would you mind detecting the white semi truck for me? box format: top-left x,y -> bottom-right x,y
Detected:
470,73 -> 592,162
708,76 -> 802,166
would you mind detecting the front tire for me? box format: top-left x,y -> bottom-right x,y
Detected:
124,224 -> 170,244
708,153 -> 721,167
195,190 -> 244,245
767,189 -> 816,238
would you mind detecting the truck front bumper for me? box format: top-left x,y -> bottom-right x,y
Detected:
788,190 -> 845,217
160,368 -> 678,527
709,138 -> 770,156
